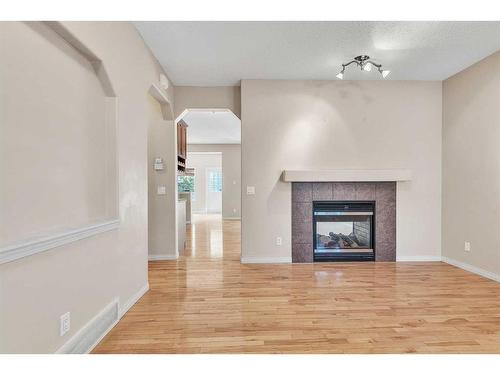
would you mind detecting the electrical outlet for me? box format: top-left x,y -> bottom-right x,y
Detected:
60,312 -> 70,336
246,186 -> 255,195
157,185 -> 166,195
276,236 -> 282,246
464,241 -> 471,252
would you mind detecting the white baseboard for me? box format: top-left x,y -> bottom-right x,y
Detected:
241,256 -> 292,264
442,256 -> 500,282
396,255 -> 442,262
222,217 -> 241,220
148,254 -> 178,261
119,283 -> 150,318
56,283 -> 149,354
56,298 -> 119,354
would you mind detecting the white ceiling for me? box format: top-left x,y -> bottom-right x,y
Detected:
135,21 -> 500,85
182,110 -> 241,144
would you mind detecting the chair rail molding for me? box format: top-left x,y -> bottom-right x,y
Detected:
0,219 -> 120,265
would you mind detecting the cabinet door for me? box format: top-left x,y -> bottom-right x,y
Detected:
181,126 -> 186,157
180,125 -> 187,157
177,123 -> 181,155
182,126 -> 187,156
184,127 -> 187,159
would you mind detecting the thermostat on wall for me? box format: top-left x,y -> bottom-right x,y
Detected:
154,158 -> 164,171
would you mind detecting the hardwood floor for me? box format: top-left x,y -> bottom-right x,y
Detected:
93,214 -> 500,353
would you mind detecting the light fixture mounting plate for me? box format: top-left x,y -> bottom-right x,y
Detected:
354,55 -> 370,63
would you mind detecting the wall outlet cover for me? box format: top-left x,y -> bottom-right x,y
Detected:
157,186 -> 166,195
464,241 -> 471,252
246,186 -> 255,195
276,237 -> 282,246
60,312 -> 70,336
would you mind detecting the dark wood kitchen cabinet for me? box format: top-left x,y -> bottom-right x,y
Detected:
177,120 -> 187,173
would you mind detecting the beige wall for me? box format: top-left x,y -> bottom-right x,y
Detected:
188,144 -> 241,218
0,21 -> 173,353
174,86 -> 241,119
241,80 -> 442,261
147,95 -> 177,259
0,22 -> 116,244
442,51 -> 500,275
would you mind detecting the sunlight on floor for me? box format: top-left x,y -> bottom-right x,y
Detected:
93,214 -> 500,354
210,228 -> 223,258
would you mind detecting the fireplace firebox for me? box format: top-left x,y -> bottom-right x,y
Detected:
313,201 -> 375,262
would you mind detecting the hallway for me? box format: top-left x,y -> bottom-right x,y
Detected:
93,215 -> 500,354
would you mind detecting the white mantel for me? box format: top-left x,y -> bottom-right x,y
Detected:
281,169 -> 412,182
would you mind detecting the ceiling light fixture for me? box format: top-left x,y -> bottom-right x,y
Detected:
336,55 -> 390,79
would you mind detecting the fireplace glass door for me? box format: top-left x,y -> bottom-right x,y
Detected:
313,201 -> 375,261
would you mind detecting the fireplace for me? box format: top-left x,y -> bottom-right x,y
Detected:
291,182 -> 395,263
313,201 -> 375,262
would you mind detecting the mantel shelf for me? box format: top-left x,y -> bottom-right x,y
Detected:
281,169 -> 412,182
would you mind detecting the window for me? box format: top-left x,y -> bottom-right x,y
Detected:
208,170 -> 222,192
177,175 -> 195,200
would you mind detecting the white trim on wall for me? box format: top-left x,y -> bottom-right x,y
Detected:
56,298 -> 119,354
396,255 -> 442,262
118,283 -> 150,318
241,257 -> 292,264
282,169 -> 412,182
148,254 -> 178,261
0,219 -> 120,265
56,283 -> 149,354
148,83 -> 173,121
442,256 -> 500,283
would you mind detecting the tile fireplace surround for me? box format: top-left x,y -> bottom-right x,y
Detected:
292,182 -> 396,263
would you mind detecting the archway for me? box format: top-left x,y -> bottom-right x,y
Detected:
175,108 -> 241,260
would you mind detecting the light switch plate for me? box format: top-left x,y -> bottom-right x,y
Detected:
246,186 -> 255,195
154,157 -> 164,171
157,186 -> 166,195
464,241 -> 471,252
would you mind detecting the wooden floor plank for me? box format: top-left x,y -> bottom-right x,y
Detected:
93,214 -> 500,353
